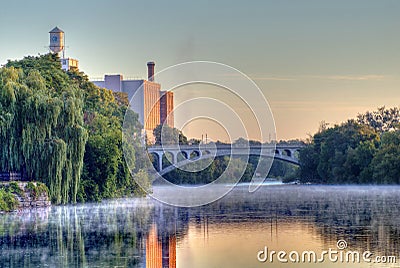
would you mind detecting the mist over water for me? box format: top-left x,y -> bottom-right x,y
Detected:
0,185 -> 399,267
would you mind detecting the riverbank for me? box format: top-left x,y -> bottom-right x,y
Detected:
0,182 -> 50,212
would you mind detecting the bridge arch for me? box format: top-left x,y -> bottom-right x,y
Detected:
148,152 -> 162,172
282,149 -> 292,157
189,150 -> 201,159
162,151 -> 174,170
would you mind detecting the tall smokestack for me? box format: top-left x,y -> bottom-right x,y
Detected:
147,61 -> 155,82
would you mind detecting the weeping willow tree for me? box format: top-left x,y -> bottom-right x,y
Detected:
1,54 -> 150,204
1,54 -> 87,204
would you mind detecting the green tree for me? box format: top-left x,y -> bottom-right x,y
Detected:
300,120 -> 379,184
2,55 -> 87,204
153,124 -> 188,145
1,54 -> 150,203
343,141 -> 377,183
70,69 -> 150,200
357,106 -> 400,133
371,131 -> 400,184
299,144 -> 320,182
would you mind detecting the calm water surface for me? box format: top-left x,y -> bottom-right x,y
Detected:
1,185 -> 400,268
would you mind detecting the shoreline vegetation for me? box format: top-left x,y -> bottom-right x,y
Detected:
0,181 -> 50,212
299,107 -> 400,184
0,54 -> 399,211
0,54 -> 151,209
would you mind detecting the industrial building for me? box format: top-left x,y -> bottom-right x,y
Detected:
92,62 -> 174,142
48,27 -> 173,142
160,90 -> 174,128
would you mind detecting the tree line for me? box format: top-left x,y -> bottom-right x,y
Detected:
299,107 -> 400,184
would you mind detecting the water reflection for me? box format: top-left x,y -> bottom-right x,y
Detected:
0,185 -> 399,267
0,200 -> 155,267
145,224 -> 176,268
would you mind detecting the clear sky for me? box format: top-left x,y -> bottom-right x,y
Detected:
1,0 -> 399,141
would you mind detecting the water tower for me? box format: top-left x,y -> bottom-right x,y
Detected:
48,26 -> 79,71
49,26 -> 65,55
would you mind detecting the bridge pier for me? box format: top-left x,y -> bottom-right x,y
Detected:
152,152 -> 163,172
183,151 -> 191,159
172,151 -> 178,165
153,150 -> 180,171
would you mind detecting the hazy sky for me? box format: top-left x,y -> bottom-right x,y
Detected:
1,0 -> 399,140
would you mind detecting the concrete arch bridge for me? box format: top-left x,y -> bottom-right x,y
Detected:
147,144 -> 303,176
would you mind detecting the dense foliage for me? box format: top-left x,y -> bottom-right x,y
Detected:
0,54 -> 150,204
68,67 -> 150,202
1,55 -> 87,204
153,124 -> 188,145
0,186 -> 19,212
300,107 -> 400,184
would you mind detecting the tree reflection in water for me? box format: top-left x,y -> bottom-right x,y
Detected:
0,185 -> 400,267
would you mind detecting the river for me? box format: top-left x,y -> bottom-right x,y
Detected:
0,184 -> 399,267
